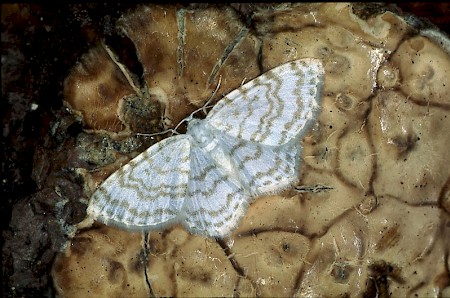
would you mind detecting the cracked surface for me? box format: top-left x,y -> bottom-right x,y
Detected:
52,3 -> 450,297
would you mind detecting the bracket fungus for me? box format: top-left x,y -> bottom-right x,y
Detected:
52,3 -> 449,297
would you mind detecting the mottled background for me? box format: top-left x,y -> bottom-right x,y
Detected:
2,3 -> 449,297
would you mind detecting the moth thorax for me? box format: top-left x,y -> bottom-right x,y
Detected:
187,119 -> 217,151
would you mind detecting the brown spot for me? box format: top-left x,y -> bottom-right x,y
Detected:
128,251 -> 146,274
369,260 -> 404,283
97,83 -> 119,105
335,93 -> 354,110
374,224 -> 400,252
107,259 -> 125,283
324,53 -> 351,75
434,271 -> 450,291
363,260 -> 404,298
70,236 -> 92,256
330,262 -> 353,283
148,235 -> 166,255
389,133 -> 417,158
51,256 -> 66,274
52,255 -> 74,290
179,266 -> 212,284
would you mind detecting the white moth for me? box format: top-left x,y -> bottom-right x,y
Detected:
87,58 -> 324,238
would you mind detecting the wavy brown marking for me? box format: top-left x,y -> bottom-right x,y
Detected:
135,207 -> 178,218
189,174 -> 237,199
252,73 -> 285,143
233,89 -> 255,140
250,156 -> 281,187
186,200 -> 247,236
126,173 -> 188,193
188,191 -> 244,218
221,134 -> 299,195
279,70 -> 306,144
247,154 -> 285,189
240,143 -> 263,164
